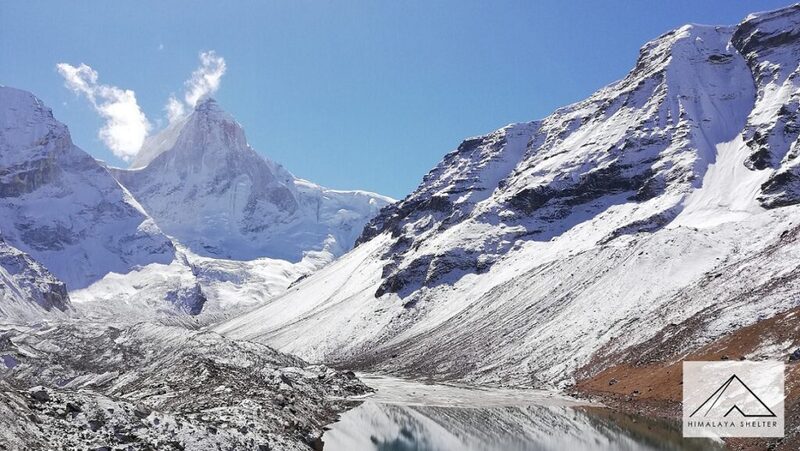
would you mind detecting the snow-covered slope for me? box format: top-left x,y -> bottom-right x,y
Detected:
217,5 -> 800,388
69,244 -> 330,322
0,87 -> 175,291
0,239 -> 70,320
112,98 -> 392,262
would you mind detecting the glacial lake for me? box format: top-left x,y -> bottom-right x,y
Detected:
320,375 -> 724,451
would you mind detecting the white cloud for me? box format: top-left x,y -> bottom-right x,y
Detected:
56,63 -> 151,161
164,51 -> 227,124
57,51 -> 228,158
184,51 -> 227,107
165,95 -> 186,124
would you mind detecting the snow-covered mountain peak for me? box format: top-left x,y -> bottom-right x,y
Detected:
357,15 -> 756,298
113,98 -> 391,262
134,97 -> 259,170
193,96 -> 230,117
0,87 -> 70,166
130,97 -> 255,172
0,87 -> 177,294
185,97 -> 243,143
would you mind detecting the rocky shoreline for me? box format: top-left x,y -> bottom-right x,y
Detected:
572,306 -> 800,450
0,321 -> 371,450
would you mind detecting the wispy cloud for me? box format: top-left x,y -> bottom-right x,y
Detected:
166,51 -> 227,123
165,95 -> 186,124
185,51 -> 227,107
56,50 -> 228,161
56,63 -> 151,161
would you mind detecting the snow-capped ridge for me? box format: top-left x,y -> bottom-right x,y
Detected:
0,87 -> 388,318
358,18 -> 755,297
730,3 -> 800,207
219,4 -> 800,391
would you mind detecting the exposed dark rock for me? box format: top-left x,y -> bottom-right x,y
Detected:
164,283 -> 206,315
707,53 -> 734,64
29,387 -> 50,403
598,207 -> 679,245
507,186 -> 555,215
509,165 -> 656,215
732,5 -> 800,60
132,405 -> 150,419
0,157 -> 62,198
65,402 -> 81,415
375,255 -> 434,297
759,168 -> 800,208
88,419 -> 105,432
357,194 -> 454,246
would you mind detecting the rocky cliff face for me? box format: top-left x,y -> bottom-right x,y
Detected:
360,22 -> 755,296
732,5 -> 800,207
112,98 -> 392,262
0,239 -> 70,318
218,5 -> 800,388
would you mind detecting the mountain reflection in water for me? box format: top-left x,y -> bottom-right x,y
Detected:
321,402 -> 724,451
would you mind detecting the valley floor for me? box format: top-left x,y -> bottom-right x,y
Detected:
0,320 -> 371,450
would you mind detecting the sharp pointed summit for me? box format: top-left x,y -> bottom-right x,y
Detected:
112,98 -> 393,262
194,96 -> 222,111
130,97 -> 245,169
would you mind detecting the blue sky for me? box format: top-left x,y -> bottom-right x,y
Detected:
1,1 -> 792,198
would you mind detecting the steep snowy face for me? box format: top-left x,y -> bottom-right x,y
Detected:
361,24 -> 755,296
0,87 -> 175,290
732,4 -> 800,207
113,98 -> 392,261
0,239 -> 70,319
218,5 -> 800,388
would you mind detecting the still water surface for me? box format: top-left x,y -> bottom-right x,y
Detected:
321,375 -> 723,451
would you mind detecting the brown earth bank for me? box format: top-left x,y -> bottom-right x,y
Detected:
572,306 -> 800,450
